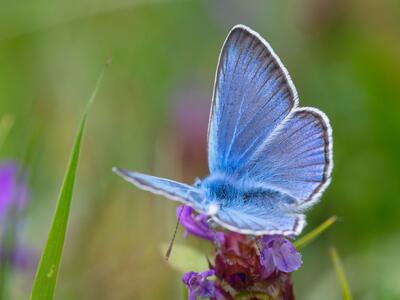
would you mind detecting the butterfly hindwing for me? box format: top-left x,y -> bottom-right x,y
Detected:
241,108 -> 332,204
214,208 -> 305,236
211,184 -> 306,235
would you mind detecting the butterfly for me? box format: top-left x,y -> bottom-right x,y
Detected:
113,24 -> 333,236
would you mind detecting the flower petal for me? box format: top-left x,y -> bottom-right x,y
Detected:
259,235 -> 302,277
273,239 -> 302,273
176,205 -> 215,241
182,269 -> 215,299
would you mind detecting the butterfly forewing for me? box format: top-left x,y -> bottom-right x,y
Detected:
113,168 -> 204,208
208,25 -> 298,174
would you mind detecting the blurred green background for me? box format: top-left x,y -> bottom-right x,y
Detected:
1,0 -> 400,299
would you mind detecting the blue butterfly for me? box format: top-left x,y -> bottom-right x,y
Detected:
113,24 -> 333,236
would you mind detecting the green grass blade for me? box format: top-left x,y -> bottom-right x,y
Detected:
182,283 -> 188,300
0,114 -> 14,300
293,215 -> 337,250
329,247 -> 353,300
29,64 -> 108,300
0,114 -> 14,151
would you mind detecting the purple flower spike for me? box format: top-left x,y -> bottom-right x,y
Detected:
0,161 -> 33,271
176,205 -> 215,241
0,162 -> 28,219
259,236 -> 302,278
0,245 -> 34,270
182,269 -> 215,300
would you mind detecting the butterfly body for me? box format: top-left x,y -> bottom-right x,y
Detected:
114,24 -> 333,236
199,174 -> 297,213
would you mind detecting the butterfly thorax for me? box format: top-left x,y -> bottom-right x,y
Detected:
200,175 -> 239,202
197,175 -> 239,214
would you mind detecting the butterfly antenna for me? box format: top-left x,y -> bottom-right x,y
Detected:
165,206 -> 184,261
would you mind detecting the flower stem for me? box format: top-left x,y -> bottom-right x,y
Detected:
293,216 -> 337,249
329,247 -> 352,300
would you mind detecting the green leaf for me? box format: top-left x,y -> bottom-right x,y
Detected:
293,215 -> 337,250
329,247 -> 352,300
161,243 -> 209,274
29,63 -> 108,300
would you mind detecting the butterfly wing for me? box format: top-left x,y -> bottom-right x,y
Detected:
208,25 -> 298,174
214,208 -> 305,236
213,187 -> 306,236
113,167 -> 204,208
241,108 -> 333,205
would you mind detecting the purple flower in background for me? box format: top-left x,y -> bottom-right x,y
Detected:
182,269 -> 215,300
0,161 -> 32,271
172,87 -> 209,163
0,244 -> 34,270
259,236 -> 302,278
170,85 -> 210,180
176,205 -> 221,242
0,161 -> 28,219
